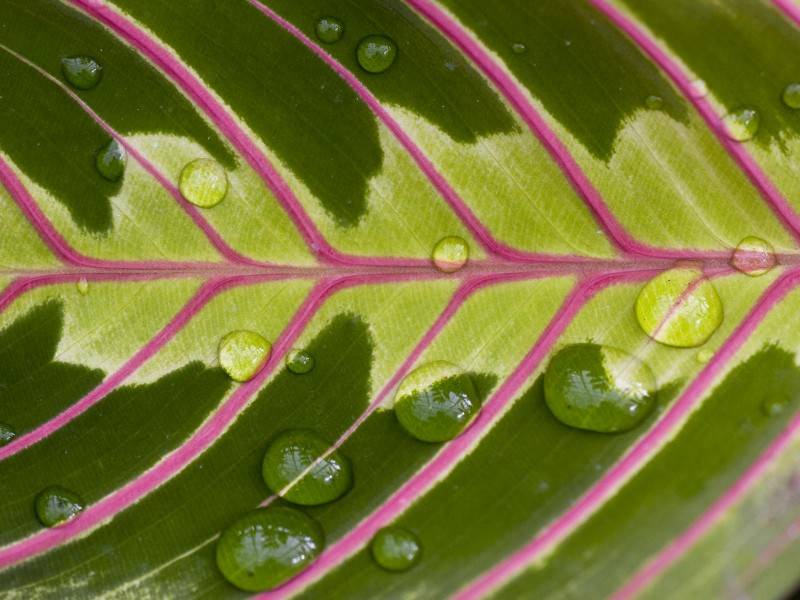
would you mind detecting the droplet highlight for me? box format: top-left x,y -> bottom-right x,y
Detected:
262,429 -> 352,506
286,349 -> 315,375
544,343 -> 657,434
315,16 -> 344,44
35,486 -> 85,527
432,236 -> 469,273
61,56 -> 103,90
635,267 -> 723,348
761,397 -> 786,417
723,107 -> 760,142
216,507 -> 324,592
76,277 -> 90,296
218,330 -> 271,382
393,361 -> 480,442
645,95 -> 663,110
511,42 -> 527,54
95,139 -> 126,182
731,236 -> 776,277
179,158 -> 228,208
782,83 -> 800,109
691,79 -> 708,98
356,35 -> 397,74
695,348 -> 714,364
371,526 -> 421,571
0,423 -> 16,446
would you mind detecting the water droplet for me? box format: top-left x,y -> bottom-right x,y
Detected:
645,95 -> 663,109
286,349 -> 315,375
315,16 -> 344,44
544,343 -> 657,433
262,429 -> 352,505
691,79 -> 708,98
0,423 -> 15,446
61,56 -> 103,90
76,277 -> 89,296
35,486 -> 85,527
393,361 -> 480,442
782,83 -> 800,109
95,139 -> 126,182
370,526 -> 421,571
761,397 -> 786,417
218,330 -> 271,382
723,107 -> 760,142
731,236 -> 777,277
356,35 -> 397,74
511,42 -> 527,54
215,507 -> 324,592
432,236 -> 469,273
635,267 -> 723,348
179,158 -> 228,208
696,348 -> 714,364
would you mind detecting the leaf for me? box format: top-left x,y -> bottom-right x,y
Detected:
1,0 -> 800,598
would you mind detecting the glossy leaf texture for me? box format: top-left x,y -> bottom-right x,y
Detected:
2,0 -> 800,598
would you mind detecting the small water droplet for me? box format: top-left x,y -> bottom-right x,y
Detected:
696,349 -> 714,364
356,35 -> 397,74
370,526 -> 421,571
511,42 -> 527,54
315,16 -> 344,44
432,236 -> 469,273
544,343 -> 657,433
645,95 -> 663,110
61,56 -> 103,90
215,507 -> 323,591
723,107 -> 760,142
35,486 -> 85,527
95,139 -> 126,182
635,267 -> 723,348
179,158 -> 228,208
761,397 -> 787,417
0,423 -> 16,446
286,349 -> 315,375
782,83 -> 800,109
76,277 -> 89,296
691,79 -> 708,98
731,236 -> 777,276
218,330 -> 271,382
393,361 -> 480,442
262,429 -> 352,505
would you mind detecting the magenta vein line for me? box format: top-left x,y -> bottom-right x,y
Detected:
774,0 -> 800,28
456,267 -> 800,600
256,268 -> 657,599
589,0 -> 800,246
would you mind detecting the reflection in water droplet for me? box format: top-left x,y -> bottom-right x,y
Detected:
315,16 -> 344,44
179,158 -> 228,208
695,349 -> 714,364
723,107 -> 760,142
782,83 -> 800,109
286,349 -> 315,374
262,429 -> 352,505
216,507 -> 324,592
731,236 -> 777,277
356,35 -> 397,74
35,486 -> 85,527
61,56 -> 103,90
635,267 -> 723,348
691,79 -> 708,98
218,330 -> 271,382
511,42 -> 527,54
0,423 -> 16,446
432,236 -> 469,273
371,526 -> 421,571
76,278 -> 89,296
95,139 -> 126,182
645,95 -> 663,109
394,361 -> 480,442
544,343 -> 657,434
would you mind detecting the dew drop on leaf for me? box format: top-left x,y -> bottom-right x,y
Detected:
60,56 -> 103,90
179,158 -> 228,208
761,397 -> 787,417
315,16 -> 344,44
543,343 -> 657,434
782,82 -> 800,109
35,486 -> 85,527
218,330 -> 271,382
286,349 -> 315,374
393,361 -> 481,442
635,267 -> 723,348
723,107 -> 760,142
731,236 -> 777,276
691,79 -> 708,98
76,277 -> 89,296
356,35 -> 397,74
95,139 -> 126,182
695,348 -> 714,364
511,42 -> 527,54
0,422 -> 16,446
645,95 -> 663,109
432,236 -> 469,273
261,429 -> 352,505
370,526 -> 421,571
215,507 -> 324,592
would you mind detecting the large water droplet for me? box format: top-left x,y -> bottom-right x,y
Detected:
731,236 -> 777,276
723,107 -> 760,142
0,423 -> 16,446
645,95 -> 663,109
511,42 -> 527,54
782,83 -> 800,109
35,486 -> 85,527
95,139 -> 126,182
215,507 -> 324,592
432,236 -> 469,273
370,526 -> 421,571
61,56 -> 103,90
286,349 -> 315,375
179,158 -> 228,208
315,16 -> 344,44
262,429 -> 352,505
356,35 -> 397,74
393,361 -> 480,442
76,277 -> 90,296
218,330 -> 271,382
544,343 -> 657,433
635,267 -> 723,348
